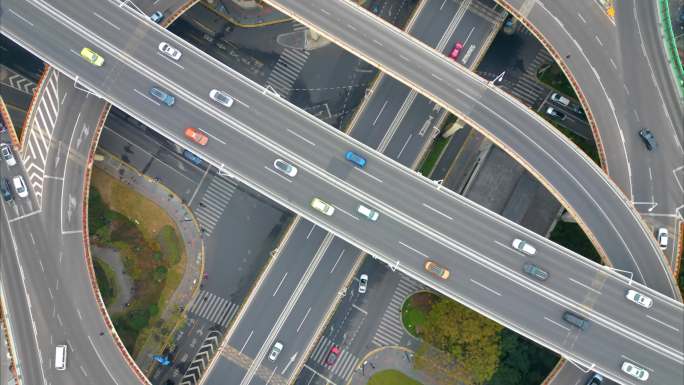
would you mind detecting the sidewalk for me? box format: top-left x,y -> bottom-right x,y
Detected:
94,150 -> 204,371
347,346 -> 440,385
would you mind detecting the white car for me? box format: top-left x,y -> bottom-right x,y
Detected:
512,238 -> 536,255
158,42 -> 181,60
209,89 -> 234,108
1,143 -> 16,166
625,289 -> 653,309
621,361 -> 649,381
311,198 -> 334,216
12,175 -> 28,198
550,92 -> 570,106
358,274 -> 368,293
273,159 -> 297,177
357,204 -> 379,221
656,227 -> 668,250
268,342 -> 283,361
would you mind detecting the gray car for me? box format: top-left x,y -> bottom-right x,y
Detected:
562,311 -> 590,331
522,262 -> 548,281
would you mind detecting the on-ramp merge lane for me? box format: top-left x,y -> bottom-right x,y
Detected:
262,0 -> 677,296
2,0 -> 682,383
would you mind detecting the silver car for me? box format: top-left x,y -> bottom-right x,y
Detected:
273,159 -> 297,177
268,342 -> 283,361
1,143 -> 16,166
209,89 -> 234,108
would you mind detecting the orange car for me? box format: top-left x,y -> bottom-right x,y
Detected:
184,127 -> 208,146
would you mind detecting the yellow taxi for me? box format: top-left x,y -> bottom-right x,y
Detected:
80,47 -> 104,66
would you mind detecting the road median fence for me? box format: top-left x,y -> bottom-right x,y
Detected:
659,0 -> 684,97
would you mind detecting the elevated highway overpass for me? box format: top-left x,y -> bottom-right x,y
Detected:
2,1 -> 682,383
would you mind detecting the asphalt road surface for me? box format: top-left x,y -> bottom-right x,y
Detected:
2,0 -> 682,383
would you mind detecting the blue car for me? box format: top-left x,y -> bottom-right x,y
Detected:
183,150 -> 203,166
345,151 -> 366,168
150,87 -> 175,106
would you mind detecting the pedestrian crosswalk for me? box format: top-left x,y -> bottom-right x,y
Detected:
309,336 -> 359,381
194,174 -> 238,236
265,47 -> 310,99
20,69 -> 60,204
507,48 -> 552,108
371,274 -> 424,347
188,290 -> 239,328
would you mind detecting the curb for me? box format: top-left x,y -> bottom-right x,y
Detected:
200,1 -> 291,28
344,345 -> 413,385
0,287 -> 20,385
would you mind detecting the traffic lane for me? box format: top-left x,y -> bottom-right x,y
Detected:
12,0 -> 684,348
268,0 -> 667,280
12,0 -> 684,364
451,9 -> 494,69
266,238 -> 360,382
382,96 -> 441,166
0,211 -> 45,385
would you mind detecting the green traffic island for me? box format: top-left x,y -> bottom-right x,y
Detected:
88,169 -> 186,358
536,62 -> 578,100
368,369 -> 424,385
401,292 -> 559,385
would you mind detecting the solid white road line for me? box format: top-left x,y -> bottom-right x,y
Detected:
470,279 -> 501,296
398,241 -> 429,258
544,316 -> 570,332
421,203 -> 453,220
240,330 -> 254,354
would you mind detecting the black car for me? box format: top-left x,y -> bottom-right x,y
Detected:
1,178 -> 13,201
586,373 -> 603,385
638,128 -> 657,151
562,311 -> 590,331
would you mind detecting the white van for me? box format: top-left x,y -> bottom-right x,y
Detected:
55,345 -> 67,371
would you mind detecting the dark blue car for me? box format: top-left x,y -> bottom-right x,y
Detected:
183,150 -> 203,166
345,151 -> 366,168
1,178 -> 13,201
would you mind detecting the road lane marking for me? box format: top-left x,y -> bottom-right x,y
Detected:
346,24 -> 357,31
421,203 -> 453,220
470,279 -> 501,296
197,128 -> 226,145
273,272 -> 288,296
240,330 -> 254,354
265,166 -> 293,183
544,316 -> 570,331
373,101 -> 388,125
354,167 -> 383,183
87,336 -> 119,383
306,224 -> 316,239
156,51 -> 185,70
372,39 -> 383,46
320,8 -> 331,15
431,73 -> 443,81
399,241 -> 429,258
568,277 -> 602,295
133,88 -> 160,106
39,259 -> 44,272
8,9 -> 34,26
645,315 -> 679,332
577,12 -> 586,23
286,129 -> 315,146
93,12 -> 120,30
399,54 -> 410,62
609,58 -> 617,70
330,249 -> 345,274
594,35 -> 603,47
352,304 -> 368,316
333,205 -> 359,221
8,209 -> 41,222
296,307 -> 311,333
397,133 -> 412,159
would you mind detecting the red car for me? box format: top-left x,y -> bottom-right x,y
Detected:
325,346 -> 340,366
184,127 -> 208,146
449,41 -> 464,60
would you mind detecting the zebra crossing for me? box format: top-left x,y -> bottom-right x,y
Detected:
265,47 -> 310,99
194,174 -> 238,236
188,290 -> 239,328
179,330 -> 222,385
309,336 -> 359,381
20,69 -> 60,204
371,274 -> 424,347
507,48 -> 552,108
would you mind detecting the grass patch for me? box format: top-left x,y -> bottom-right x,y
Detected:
550,220 -> 602,264
401,291 -> 438,336
551,121 -> 600,166
93,257 -> 118,307
368,369 -> 423,385
419,137 -> 449,176
89,169 -> 186,357
537,62 -> 577,99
